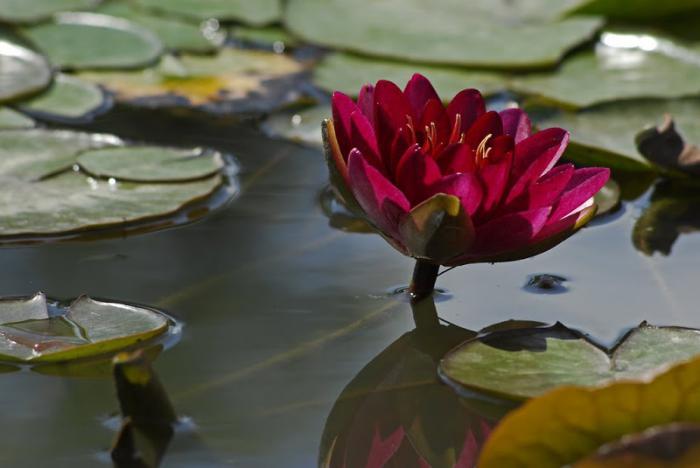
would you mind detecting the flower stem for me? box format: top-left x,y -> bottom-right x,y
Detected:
409,259 -> 440,304
410,293 -> 440,330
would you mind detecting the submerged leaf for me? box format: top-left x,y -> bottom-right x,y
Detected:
440,322 -> 700,400
478,353 -> 700,467
286,0 -> 601,68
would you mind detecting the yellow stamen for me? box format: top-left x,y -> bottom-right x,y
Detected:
475,133 -> 493,167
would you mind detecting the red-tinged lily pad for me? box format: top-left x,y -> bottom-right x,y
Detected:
478,353 -> 700,467
0,293 -> 172,363
439,322 -> 700,401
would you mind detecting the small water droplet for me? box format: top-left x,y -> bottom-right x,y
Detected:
272,41 -> 286,54
291,114 -> 302,126
523,274 -> 569,294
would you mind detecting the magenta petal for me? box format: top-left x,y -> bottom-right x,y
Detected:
507,129 -> 570,204
447,89 -> 485,134
465,111 -> 504,148
521,163 -> 575,211
436,143 -> 475,174
350,111 -> 383,171
396,145 -> 442,206
331,91 -> 359,161
365,427 -> 404,468
478,152 -> 512,215
404,73 -> 440,118
512,128 -> 569,180
420,98 -> 450,143
429,173 -> 483,215
456,431 -> 479,468
374,80 -> 413,158
500,108 -> 532,143
357,84 -> 375,125
550,167 -> 610,221
474,207 -> 550,254
348,149 -> 410,239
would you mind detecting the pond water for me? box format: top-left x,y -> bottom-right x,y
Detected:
0,106 -> 698,466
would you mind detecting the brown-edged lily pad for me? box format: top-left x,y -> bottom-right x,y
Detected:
478,353 -> 700,467
439,322 -> 700,400
0,293 -> 170,363
77,49 -> 306,116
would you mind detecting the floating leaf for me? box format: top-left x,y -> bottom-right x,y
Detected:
0,293 -> 170,363
513,31 -> 700,109
262,104 -> 327,147
230,26 -> 298,50
478,353 -> 700,467
286,0 -> 601,68
439,322 -> 700,400
0,129 -> 230,239
0,0 -> 99,24
0,107 -> 33,129
567,0 -> 700,19
593,179 -> 621,217
633,181 -> 700,256
0,34 -> 52,103
135,0 -> 282,25
77,146 -> 224,182
77,49 -> 306,115
314,53 -> 509,99
96,2 -> 217,53
17,73 -> 110,123
22,12 -> 163,70
534,99 -> 700,171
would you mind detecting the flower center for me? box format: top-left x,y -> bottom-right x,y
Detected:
475,133 -> 493,168
404,114 -> 466,159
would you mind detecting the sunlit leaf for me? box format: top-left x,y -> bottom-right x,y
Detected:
22,12 -> 163,70
286,0 -> 601,68
17,73 -> 110,123
314,53 -> 509,99
135,0 -> 282,26
77,49 -> 306,115
0,0 -> 100,24
0,293 -> 171,363
77,146 -> 224,182
0,34 -> 52,103
513,31 -> 700,108
96,2 -> 217,53
440,322 -> 700,400
478,352 -> 700,467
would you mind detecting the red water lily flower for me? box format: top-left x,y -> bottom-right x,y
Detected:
323,74 -> 610,266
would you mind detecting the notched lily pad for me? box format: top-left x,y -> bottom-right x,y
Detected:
0,35 -> 52,103
22,12 -> 163,70
439,322 -> 700,400
0,292 -> 170,363
77,146 -> 225,182
16,73 -> 110,123
78,49 -> 306,116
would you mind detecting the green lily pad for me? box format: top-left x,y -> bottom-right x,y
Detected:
0,35 -> 52,103
0,0 -> 100,24
77,49 -> 306,115
230,26 -> 299,50
567,0 -> 700,19
285,0 -> 601,68
22,12 -> 163,70
135,0 -> 282,25
0,128 -> 228,238
535,99 -> 700,171
0,108 -> 33,129
0,293 -> 169,363
314,53 -> 509,99
17,73 -> 109,123
77,146 -> 224,182
262,104 -> 327,147
439,322 -> 700,400
513,31 -> 700,109
96,2 -> 217,53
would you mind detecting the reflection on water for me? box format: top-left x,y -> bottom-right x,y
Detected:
0,107 -> 697,465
